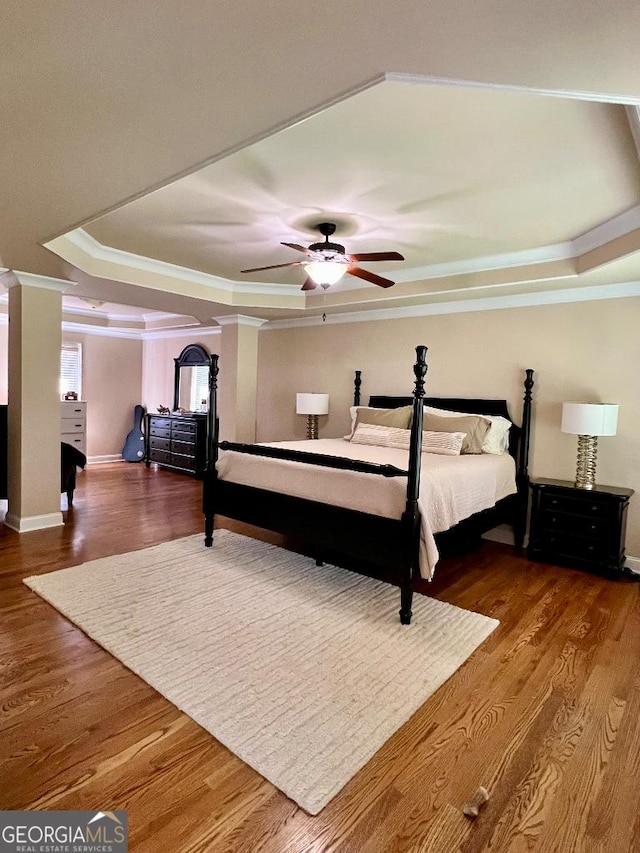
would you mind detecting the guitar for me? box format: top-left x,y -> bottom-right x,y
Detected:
122,405 -> 146,462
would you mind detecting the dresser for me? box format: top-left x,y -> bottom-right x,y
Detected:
61,400 -> 87,454
145,412 -> 208,477
528,478 -> 634,577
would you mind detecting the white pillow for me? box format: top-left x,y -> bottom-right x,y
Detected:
351,423 -> 466,456
423,405 -> 511,454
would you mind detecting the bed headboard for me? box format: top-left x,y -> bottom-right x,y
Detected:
367,394 -> 521,458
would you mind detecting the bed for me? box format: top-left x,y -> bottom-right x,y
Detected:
202,346 -> 535,623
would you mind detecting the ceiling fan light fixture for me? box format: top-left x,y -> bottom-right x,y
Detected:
304,261 -> 347,287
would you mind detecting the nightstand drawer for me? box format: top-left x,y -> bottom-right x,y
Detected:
537,529 -> 614,562
539,510 -> 611,539
539,491 -> 616,520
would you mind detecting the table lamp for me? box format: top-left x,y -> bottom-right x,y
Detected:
561,402 -> 618,490
296,393 -> 329,439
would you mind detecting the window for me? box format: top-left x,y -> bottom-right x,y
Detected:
60,342 -> 82,400
190,365 -> 209,412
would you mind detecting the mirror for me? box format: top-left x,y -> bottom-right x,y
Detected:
173,344 -> 211,412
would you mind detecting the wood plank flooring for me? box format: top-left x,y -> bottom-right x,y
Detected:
1,462 -> 639,852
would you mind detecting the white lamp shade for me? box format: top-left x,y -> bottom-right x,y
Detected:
296,393 -> 329,415
561,402 -> 618,436
304,262 -> 347,286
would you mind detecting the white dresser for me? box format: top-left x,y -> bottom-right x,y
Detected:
61,401 -> 87,454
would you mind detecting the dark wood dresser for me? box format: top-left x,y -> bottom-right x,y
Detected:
145,412 -> 208,477
528,478 -> 634,577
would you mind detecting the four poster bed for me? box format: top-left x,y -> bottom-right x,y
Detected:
202,346 -> 534,624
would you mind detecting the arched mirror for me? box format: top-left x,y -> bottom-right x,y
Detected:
173,344 -> 211,412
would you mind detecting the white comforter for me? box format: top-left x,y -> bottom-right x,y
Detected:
216,438 -> 517,579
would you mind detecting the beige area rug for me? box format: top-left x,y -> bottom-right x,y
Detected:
24,530 -> 498,814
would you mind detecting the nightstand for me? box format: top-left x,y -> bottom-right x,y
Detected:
528,478 -> 634,577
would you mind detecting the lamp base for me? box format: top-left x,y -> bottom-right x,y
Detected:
306,414 -> 319,440
574,434 -> 598,490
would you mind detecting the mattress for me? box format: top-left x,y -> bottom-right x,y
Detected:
216,438 -> 517,579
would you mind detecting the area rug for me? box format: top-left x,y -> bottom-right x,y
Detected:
24,530 -> 498,814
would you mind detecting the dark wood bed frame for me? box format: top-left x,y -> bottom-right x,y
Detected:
202,346 -> 534,624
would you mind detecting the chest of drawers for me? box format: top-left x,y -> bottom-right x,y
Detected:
145,413 -> 208,477
61,400 -> 87,454
528,478 -> 634,576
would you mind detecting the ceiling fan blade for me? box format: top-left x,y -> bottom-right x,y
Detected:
347,266 -> 396,289
240,261 -> 304,273
347,251 -> 405,262
281,242 -> 314,256
300,277 -> 318,291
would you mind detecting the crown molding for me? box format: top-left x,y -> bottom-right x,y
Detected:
61,229 -> 299,297
262,281 -> 640,329
0,269 -> 75,293
213,314 -> 268,328
61,319 -> 222,341
385,72 -> 640,106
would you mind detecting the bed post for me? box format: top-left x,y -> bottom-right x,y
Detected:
514,368 -> 534,551
204,353 -> 220,547
353,370 -> 362,406
400,345 -> 428,625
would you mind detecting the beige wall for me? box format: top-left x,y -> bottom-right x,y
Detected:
257,297 -> 640,558
72,333 -> 144,458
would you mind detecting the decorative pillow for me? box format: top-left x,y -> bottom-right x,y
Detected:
346,405 -> 412,440
422,413 -> 490,454
350,423 -> 466,456
423,405 -> 512,454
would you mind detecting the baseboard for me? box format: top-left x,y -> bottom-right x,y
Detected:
87,454 -> 124,464
4,510 -> 64,532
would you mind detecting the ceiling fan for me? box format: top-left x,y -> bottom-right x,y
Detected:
240,222 -> 404,290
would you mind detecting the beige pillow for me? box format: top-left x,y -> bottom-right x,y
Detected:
346,405 -> 412,439
351,423 -> 466,456
422,413 -> 490,454
423,405 -> 512,454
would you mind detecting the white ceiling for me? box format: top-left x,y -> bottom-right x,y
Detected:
2,2 -> 640,331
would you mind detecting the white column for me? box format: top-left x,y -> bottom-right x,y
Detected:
214,315 -> 265,443
4,271 -> 70,531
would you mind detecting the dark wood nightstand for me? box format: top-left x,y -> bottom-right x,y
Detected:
528,478 -> 634,577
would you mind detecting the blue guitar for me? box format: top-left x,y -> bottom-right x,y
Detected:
122,405 -> 146,462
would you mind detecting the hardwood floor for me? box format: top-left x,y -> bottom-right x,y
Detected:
1,462 -> 639,852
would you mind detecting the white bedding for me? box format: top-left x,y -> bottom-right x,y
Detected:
216,438 -> 517,580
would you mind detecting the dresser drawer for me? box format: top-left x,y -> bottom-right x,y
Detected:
61,417 -> 86,434
150,448 -> 172,465
62,433 -> 86,453
150,417 -> 172,431
61,402 -> 86,417
172,438 -> 195,456
150,425 -> 171,439
171,452 -> 196,471
171,419 -> 197,437
539,490 -> 616,520
150,436 -> 171,452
